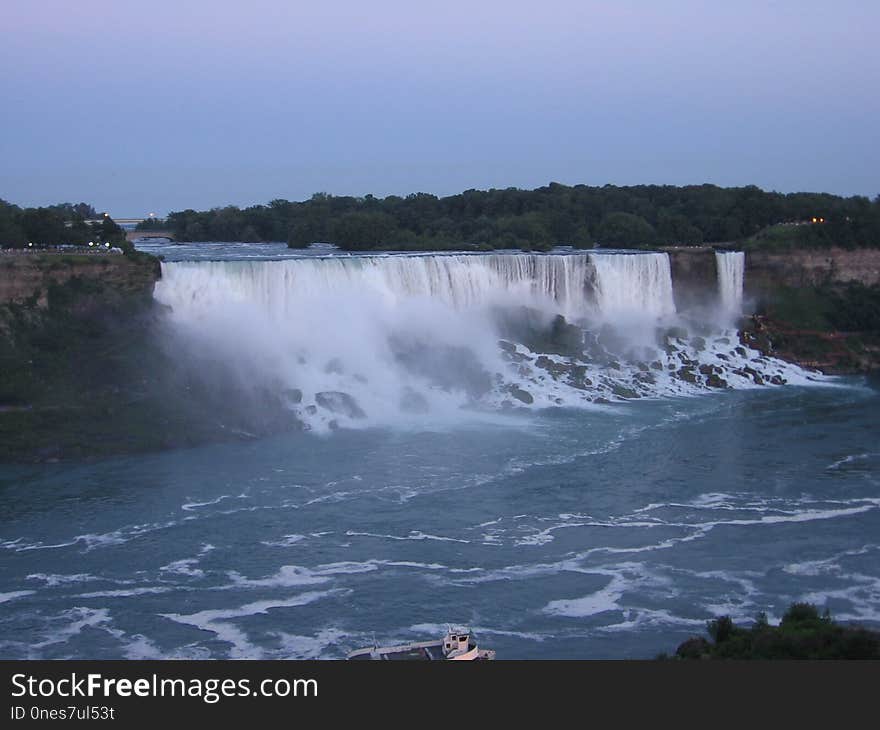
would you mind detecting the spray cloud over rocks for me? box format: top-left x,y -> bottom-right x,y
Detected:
153,251 -> 821,432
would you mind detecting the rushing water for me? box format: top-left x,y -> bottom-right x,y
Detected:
716,251 -> 745,317
1,243 -> 878,659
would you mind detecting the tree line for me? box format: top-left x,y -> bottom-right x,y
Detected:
4,184 -> 879,252
160,183 -> 880,251
0,200 -> 129,249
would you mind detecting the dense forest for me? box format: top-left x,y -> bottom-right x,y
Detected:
0,199 -> 129,250
155,183 -> 880,251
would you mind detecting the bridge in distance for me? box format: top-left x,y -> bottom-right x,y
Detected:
85,218 -> 174,242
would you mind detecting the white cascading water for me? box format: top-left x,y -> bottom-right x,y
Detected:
715,250 -> 745,316
154,251 -> 821,431
590,252 -> 676,320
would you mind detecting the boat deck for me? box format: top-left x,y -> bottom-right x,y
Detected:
348,640 -> 447,660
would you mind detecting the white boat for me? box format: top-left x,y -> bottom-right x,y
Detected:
347,627 -> 495,661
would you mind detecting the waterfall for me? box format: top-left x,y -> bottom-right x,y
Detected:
154,250 -> 817,431
156,251 -> 676,323
589,252 -> 676,319
156,253 -> 593,318
715,251 -> 745,315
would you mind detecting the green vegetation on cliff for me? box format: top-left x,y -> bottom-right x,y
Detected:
745,210 -> 880,251
1,256 -> 156,460
743,281 -> 880,374
0,253 -> 303,462
672,603 -> 880,660
159,184 -> 880,251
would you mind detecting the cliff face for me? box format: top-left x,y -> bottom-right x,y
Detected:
0,252 -> 165,462
0,252 -> 160,307
667,246 -> 880,374
0,251 -> 301,463
665,247 -> 718,312
667,246 -> 880,304
745,248 -> 880,292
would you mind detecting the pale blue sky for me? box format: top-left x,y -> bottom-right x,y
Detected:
2,0 -> 877,216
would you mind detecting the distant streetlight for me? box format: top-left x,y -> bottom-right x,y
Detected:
88,241 -> 94,247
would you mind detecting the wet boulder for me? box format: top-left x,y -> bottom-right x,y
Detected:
706,374 -> 728,388
507,386 -> 534,404
315,391 -> 366,419
611,385 -> 639,399
284,388 -> 303,404
535,355 -> 570,378
742,366 -> 764,385
677,367 -> 698,384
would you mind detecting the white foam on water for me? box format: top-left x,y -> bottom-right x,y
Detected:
543,573 -> 630,618
692,502 -> 878,530
153,544 -> 218,580
382,560 -> 449,570
75,586 -> 175,598
224,566 -> 334,589
0,590 -> 35,604
827,453 -> 877,471
219,560 -> 413,594
30,607 -> 117,651
160,559 -> 205,578
181,494 -> 247,511
260,534 -> 307,548
799,577 -> 880,625
784,545 -> 879,577
271,627 -> 348,659
7,538 -> 80,552
345,530 -> 469,543
308,561 -> 382,576
26,573 -> 104,587
160,589 -> 349,659
543,562 -> 674,619
596,608 -> 706,633
444,493 -> 880,594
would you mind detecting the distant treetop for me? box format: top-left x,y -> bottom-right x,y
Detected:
159,183 -> 880,252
